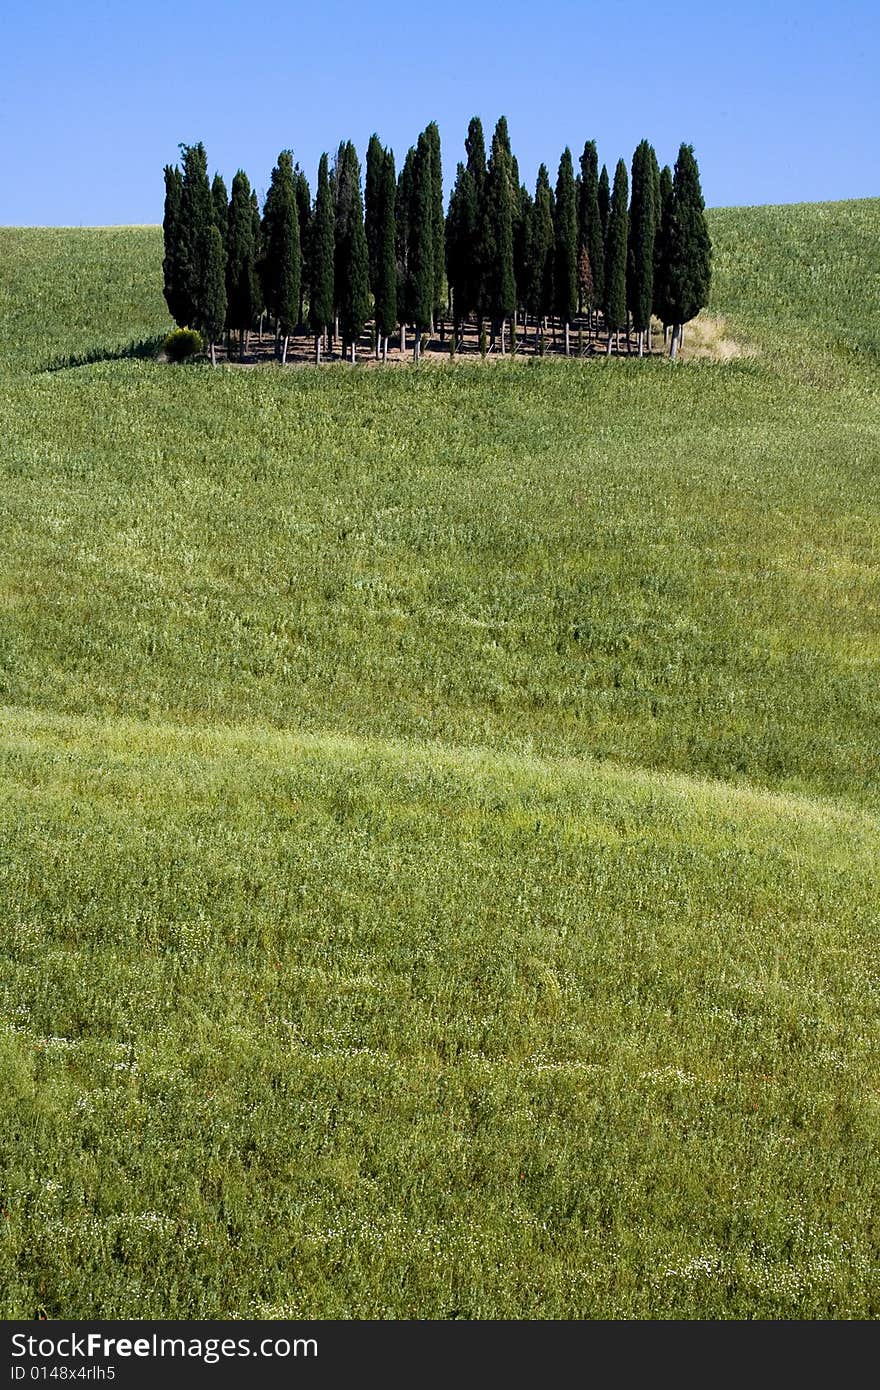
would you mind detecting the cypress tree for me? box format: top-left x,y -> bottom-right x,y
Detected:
396,147 -> 414,353
627,141 -> 656,355
211,173 -> 228,254
553,148 -> 577,355
425,121 -> 445,327
445,162 -> 478,346
293,165 -> 311,328
578,141 -> 604,331
178,142 -> 214,337
465,117 -> 489,328
365,133 -> 385,294
485,122 -> 516,352
309,152 -> 335,362
226,170 -> 257,359
337,142 -> 370,362
249,189 -> 264,334
598,163 -> 610,242
529,164 -> 554,341
162,164 -> 188,327
406,132 -> 434,361
660,144 -> 712,358
201,224 -> 227,366
263,152 -> 301,364
603,159 -> 629,352
514,183 -> 532,331
653,164 -> 674,336
374,147 -> 397,359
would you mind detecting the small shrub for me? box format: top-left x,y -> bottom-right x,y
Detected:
163,327 -> 203,362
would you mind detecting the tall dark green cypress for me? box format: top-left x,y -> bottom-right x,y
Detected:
425,122 -> 445,326
337,142 -> 370,362
514,183 -> 532,328
553,148 -> 577,355
653,164 -> 674,335
211,173 -> 228,255
465,117 -> 489,325
406,132 -> 434,360
309,152 -> 334,361
201,224 -> 227,365
603,159 -> 629,351
293,165 -> 311,328
578,141 -> 604,326
226,170 -> 257,358
660,144 -> 712,358
374,147 -> 397,358
178,142 -> 214,336
249,189 -> 264,327
364,133 -> 385,294
395,147 -> 414,352
445,162 -> 478,342
627,141 -> 656,353
162,164 -> 188,327
263,152 -> 301,363
485,122 -> 516,352
598,163 -> 610,242
528,164 -> 554,339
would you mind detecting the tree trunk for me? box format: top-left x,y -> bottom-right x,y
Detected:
281,334 -> 289,366
351,342 -> 356,365
210,340 -> 216,367
239,328 -> 245,362
382,335 -> 388,362
414,334 -> 421,364
500,319 -> 506,355
680,322 -> 685,347
638,329 -> 644,358
669,324 -> 681,359
606,332 -> 612,356
400,322 -> 407,354
646,320 -> 652,354
315,333 -> 321,365
564,321 -> 570,357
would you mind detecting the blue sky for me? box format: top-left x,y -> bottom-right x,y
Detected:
2,0 -> 878,223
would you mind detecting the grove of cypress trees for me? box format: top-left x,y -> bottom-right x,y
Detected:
553,148 -> 578,355
374,146 -> 397,360
309,152 -> 335,362
263,151 -> 301,364
578,141 -> 604,333
406,132 -> 434,361
162,164 -> 188,327
485,122 -> 516,352
627,140 -> 656,356
662,144 -> 712,358
337,142 -> 370,362
529,164 -> 554,342
604,159 -> 629,353
226,170 -> 257,359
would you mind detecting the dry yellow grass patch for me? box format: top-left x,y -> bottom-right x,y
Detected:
677,311 -> 753,361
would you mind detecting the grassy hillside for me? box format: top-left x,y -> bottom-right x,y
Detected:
1,202 -> 879,1318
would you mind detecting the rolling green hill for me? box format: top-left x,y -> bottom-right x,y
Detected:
1,202 -> 878,1318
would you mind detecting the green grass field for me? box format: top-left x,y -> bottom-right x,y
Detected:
1,201 -> 879,1318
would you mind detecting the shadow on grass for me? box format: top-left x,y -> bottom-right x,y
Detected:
44,335 -> 165,373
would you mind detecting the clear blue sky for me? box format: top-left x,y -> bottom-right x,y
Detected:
2,0 -> 878,224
